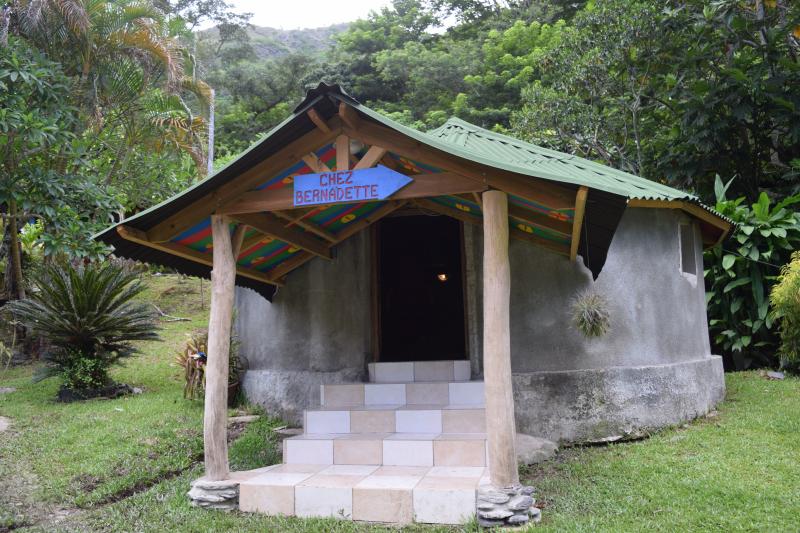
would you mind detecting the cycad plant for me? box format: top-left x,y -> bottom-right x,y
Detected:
7,261 -> 159,396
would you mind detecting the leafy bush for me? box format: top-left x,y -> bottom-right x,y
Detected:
770,252 -> 800,372
571,291 -> 611,338
705,177 -> 800,369
7,261 -> 159,395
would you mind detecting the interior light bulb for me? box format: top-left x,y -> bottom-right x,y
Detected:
437,273 -> 448,282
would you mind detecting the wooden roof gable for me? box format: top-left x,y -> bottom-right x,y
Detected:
96,83 -> 728,300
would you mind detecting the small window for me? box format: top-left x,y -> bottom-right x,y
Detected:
680,223 -> 696,275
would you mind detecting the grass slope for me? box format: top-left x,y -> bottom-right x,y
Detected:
1,273 -> 798,531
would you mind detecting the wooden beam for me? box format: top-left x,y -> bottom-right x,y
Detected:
340,117 -> 577,210
231,223 -> 247,259
332,201 -> 407,244
414,198 -> 569,257
339,101 -> 360,130
481,190 -> 519,488
116,225 -> 281,286
454,193 -> 573,236
301,153 -> 330,173
146,117 -> 342,243
353,145 -> 387,170
204,214 -> 234,481
266,250 -> 315,282
273,210 -> 337,242
232,213 -> 332,260
335,134 -> 350,171
238,232 -> 274,256
628,198 -> 732,246
219,172 -> 486,215
307,108 -> 330,133
570,186 -> 589,261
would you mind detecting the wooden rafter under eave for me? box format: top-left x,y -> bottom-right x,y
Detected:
569,186 -> 589,261
231,212 -> 332,260
218,172 -> 487,215
116,225 -> 283,286
627,199 -> 732,246
414,198 -> 570,257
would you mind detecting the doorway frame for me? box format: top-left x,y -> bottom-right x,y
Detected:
369,216 -> 469,362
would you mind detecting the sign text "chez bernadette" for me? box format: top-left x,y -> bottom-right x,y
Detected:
293,165 -> 413,207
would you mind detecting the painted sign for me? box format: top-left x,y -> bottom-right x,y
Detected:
293,165 -> 413,207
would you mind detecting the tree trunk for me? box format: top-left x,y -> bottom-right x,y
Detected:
8,200 -> 25,300
482,190 -> 519,488
207,88 -> 215,177
203,214 -> 235,481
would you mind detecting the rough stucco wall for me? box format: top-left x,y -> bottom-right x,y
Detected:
235,231 -> 371,423
505,208 -> 712,372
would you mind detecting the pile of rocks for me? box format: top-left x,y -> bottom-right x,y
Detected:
188,478 -> 239,511
476,484 -> 541,528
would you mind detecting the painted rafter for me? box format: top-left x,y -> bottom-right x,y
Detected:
453,193 -> 573,237
414,198 -> 570,257
273,210 -> 337,242
146,117 -> 343,243
231,212 -> 332,260
116,225 -> 282,286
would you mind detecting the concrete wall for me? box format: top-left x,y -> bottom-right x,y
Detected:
237,208 -> 725,440
235,231 -> 372,423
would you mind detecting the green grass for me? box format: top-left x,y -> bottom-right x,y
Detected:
1,273 -> 799,531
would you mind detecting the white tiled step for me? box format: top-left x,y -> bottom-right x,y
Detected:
368,360 -> 471,383
321,380 -> 484,408
283,433 -> 488,467
304,405 -> 486,434
239,464 -> 487,524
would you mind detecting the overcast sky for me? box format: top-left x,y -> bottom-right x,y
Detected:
218,0 -> 393,30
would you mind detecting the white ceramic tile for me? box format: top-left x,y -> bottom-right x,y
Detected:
241,471 -> 313,487
305,410 -> 350,434
319,464 -> 378,476
426,466 -> 485,478
284,439 -> 333,464
294,485 -> 353,519
365,383 -> 406,405
413,481 -> 476,524
355,474 -> 422,490
454,360 -> 471,381
448,382 -> 485,405
413,361 -> 454,382
383,439 -> 433,466
396,409 -> 442,433
372,362 -> 414,383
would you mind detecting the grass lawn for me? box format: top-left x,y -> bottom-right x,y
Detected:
1,273 -> 798,532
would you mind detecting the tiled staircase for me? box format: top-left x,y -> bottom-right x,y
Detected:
238,360 -> 489,524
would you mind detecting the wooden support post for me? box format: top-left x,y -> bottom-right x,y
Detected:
570,186 -> 589,261
336,134 -> 350,171
482,190 -> 519,488
204,214 -> 235,481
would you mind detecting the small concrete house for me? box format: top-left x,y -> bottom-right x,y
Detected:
97,84 -> 732,525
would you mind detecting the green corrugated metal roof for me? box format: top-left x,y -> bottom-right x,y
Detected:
426,117 -> 695,202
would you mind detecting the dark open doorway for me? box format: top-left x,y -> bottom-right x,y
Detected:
376,214 -> 467,362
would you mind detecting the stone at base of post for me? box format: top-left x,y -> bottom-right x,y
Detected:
477,484 -> 540,528
188,477 -> 239,511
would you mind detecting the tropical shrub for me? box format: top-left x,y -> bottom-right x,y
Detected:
705,177 -> 800,369
770,252 -> 800,372
174,329 -> 241,402
7,261 -> 159,398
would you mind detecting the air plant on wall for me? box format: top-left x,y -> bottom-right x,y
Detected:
571,291 -> 611,338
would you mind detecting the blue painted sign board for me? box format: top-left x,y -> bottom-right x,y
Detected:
293,165 -> 413,207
